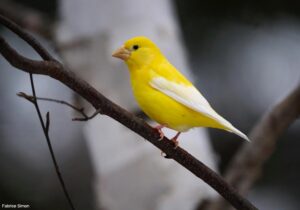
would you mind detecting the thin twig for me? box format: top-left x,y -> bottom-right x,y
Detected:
45,111 -> 50,133
72,109 -> 102,121
28,74 -> 75,210
17,92 -> 101,121
17,92 -> 94,120
0,14 -> 257,210
18,92 -> 86,114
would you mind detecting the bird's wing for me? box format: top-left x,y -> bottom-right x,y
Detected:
150,76 -> 249,141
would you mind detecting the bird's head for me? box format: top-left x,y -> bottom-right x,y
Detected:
112,36 -> 161,69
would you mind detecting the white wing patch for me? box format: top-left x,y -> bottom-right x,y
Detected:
150,77 -> 249,141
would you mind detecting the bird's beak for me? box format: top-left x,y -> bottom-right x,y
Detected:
112,45 -> 131,61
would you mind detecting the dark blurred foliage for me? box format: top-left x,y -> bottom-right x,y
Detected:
12,0 -> 58,17
175,0 -> 300,67
175,0 -> 300,22
175,1 -> 300,206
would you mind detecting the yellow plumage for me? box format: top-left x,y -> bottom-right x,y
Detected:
112,36 -> 249,143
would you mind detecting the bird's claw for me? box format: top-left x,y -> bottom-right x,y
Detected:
170,131 -> 181,149
158,133 -> 164,141
154,125 -> 165,141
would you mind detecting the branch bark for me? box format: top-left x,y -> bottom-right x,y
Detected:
0,14 -> 257,210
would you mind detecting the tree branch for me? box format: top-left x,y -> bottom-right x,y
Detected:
0,14 -> 257,210
0,14 -> 54,60
204,83 -> 300,210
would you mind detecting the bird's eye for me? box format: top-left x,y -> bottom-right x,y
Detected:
133,45 -> 139,50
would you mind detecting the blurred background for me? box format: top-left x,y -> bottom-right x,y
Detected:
0,0 -> 299,210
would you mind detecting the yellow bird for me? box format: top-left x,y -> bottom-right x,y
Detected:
112,36 -> 249,147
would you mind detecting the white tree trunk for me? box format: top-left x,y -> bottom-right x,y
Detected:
56,0 -> 217,209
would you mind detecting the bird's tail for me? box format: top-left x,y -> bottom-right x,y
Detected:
211,112 -> 250,142
225,125 -> 250,142
199,105 -> 250,141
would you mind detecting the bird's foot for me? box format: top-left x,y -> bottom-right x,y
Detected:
154,125 -> 166,156
170,132 -> 181,149
154,124 -> 165,140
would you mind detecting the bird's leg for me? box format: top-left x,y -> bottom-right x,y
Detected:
154,124 -> 165,141
171,132 -> 181,149
153,125 -> 166,156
